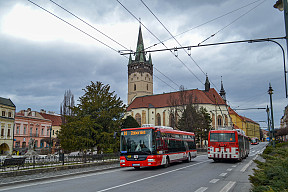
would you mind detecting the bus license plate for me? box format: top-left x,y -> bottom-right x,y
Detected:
133,164 -> 140,166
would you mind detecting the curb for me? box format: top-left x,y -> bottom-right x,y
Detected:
0,161 -> 120,187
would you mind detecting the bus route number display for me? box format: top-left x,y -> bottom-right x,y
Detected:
123,130 -> 146,136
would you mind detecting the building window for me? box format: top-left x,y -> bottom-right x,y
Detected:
135,113 -> 141,126
36,128 -> 38,137
47,128 -> 49,136
217,115 -> 222,127
30,127 -> 33,136
156,113 -> 161,126
53,130 -> 55,136
22,142 -> 26,148
2,111 -> 5,117
24,126 -> 27,135
16,126 -> 20,134
8,112 -> 12,118
1,128 -> 4,137
147,84 -> 148,90
41,128 -> 44,136
7,129 -> 11,137
134,84 -> 136,91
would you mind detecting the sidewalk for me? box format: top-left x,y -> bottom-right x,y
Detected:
0,160 -> 120,187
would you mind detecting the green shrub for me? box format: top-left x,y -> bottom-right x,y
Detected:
250,142 -> 288,192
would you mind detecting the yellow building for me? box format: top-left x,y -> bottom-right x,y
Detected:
229,107 -> 260,139
0,97 -> 16,155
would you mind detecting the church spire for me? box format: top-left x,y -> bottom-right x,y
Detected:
219,76 -> 226,102
205,74 -> 210,91
135,25 -> 146,62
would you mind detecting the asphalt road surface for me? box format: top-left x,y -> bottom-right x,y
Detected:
0,142 -> 267,192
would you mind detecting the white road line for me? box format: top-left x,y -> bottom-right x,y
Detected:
209,179 -> 219,183
219,181 -> 236,192
0,169 -> 124,191
220,173 -> 227,176
231,165 -> 237,168
96,160 -> 210,192
194,187 -> 208,192
241,154 -> 258,172
227,168 -> 232,171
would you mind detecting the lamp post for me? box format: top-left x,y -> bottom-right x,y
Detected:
268,83 -> 276,147
49,126 -> 52,153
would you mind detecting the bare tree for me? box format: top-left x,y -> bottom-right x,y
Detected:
60,90 -> 75,124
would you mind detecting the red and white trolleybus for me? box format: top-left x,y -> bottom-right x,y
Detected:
208,128 -> 250,162
120,125 -> 196,169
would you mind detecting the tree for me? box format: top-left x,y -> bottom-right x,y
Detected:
58,81 -> 125,153
122,116 -> 140,129
178,105 -> 212,148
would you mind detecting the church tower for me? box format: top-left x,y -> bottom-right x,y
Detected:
128,26 -> 153,105
219,77 -> 226,103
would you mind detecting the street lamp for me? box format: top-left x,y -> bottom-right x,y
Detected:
268,83 -> 276,147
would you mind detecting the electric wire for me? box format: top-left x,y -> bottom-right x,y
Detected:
28,0 -> 178,92
140,0 -> 222,92
48,0 -> 178,89
145,0 -> 264,50
198,0 -> 267,45
48,0 -> 179,90
117,0 -> 204,86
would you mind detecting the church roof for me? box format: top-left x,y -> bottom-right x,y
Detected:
127,88 -> 226,111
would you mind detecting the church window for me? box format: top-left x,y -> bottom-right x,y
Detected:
147,84 -> 148,90
217,115 -> 222,127
135,113 -> 141,126
134,84 -> 136,91
156,113 -> 161,126
169,113 -> 175,128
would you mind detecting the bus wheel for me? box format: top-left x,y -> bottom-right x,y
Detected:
163,157 -> 170,168
184,153 -> 191,163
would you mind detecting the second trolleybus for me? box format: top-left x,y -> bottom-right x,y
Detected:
120,125 -> 196,169
208,128 -> 250,162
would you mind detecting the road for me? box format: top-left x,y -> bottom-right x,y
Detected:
0,142 -> 267,192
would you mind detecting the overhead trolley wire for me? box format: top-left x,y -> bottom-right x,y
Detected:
117,0 -> 204,86
28,0 -> 178,92
145,0 -> 264,50
198,0 -> 267,45
48,0 -> 180,91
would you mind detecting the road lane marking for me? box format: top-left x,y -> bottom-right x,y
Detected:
195,187 -> 208,192
227,168 -> 232,171
231,165 -> 237,168
209,179 -> 219,183
220,173 -> 227,176
219,181 -> 236,192
0,169 -> 124,191
241,154 -> 258,172
96,160 -> 210,192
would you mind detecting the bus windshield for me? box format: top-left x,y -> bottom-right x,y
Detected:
120,129 -> 154,155
210,132 -> 236,142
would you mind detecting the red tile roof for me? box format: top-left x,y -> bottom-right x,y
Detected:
40,113 -> 62,126
127,88 -> 226,111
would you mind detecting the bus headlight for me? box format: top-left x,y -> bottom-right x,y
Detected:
120,160 -> 125,163
148,159 -> 156,162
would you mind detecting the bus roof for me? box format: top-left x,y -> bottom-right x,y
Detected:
121,126 -> 195,136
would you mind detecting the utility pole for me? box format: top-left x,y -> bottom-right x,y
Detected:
266,105 -> 272,143
268,83 -> 276,147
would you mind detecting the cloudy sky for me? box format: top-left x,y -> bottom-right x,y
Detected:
0,0 -> 287,128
